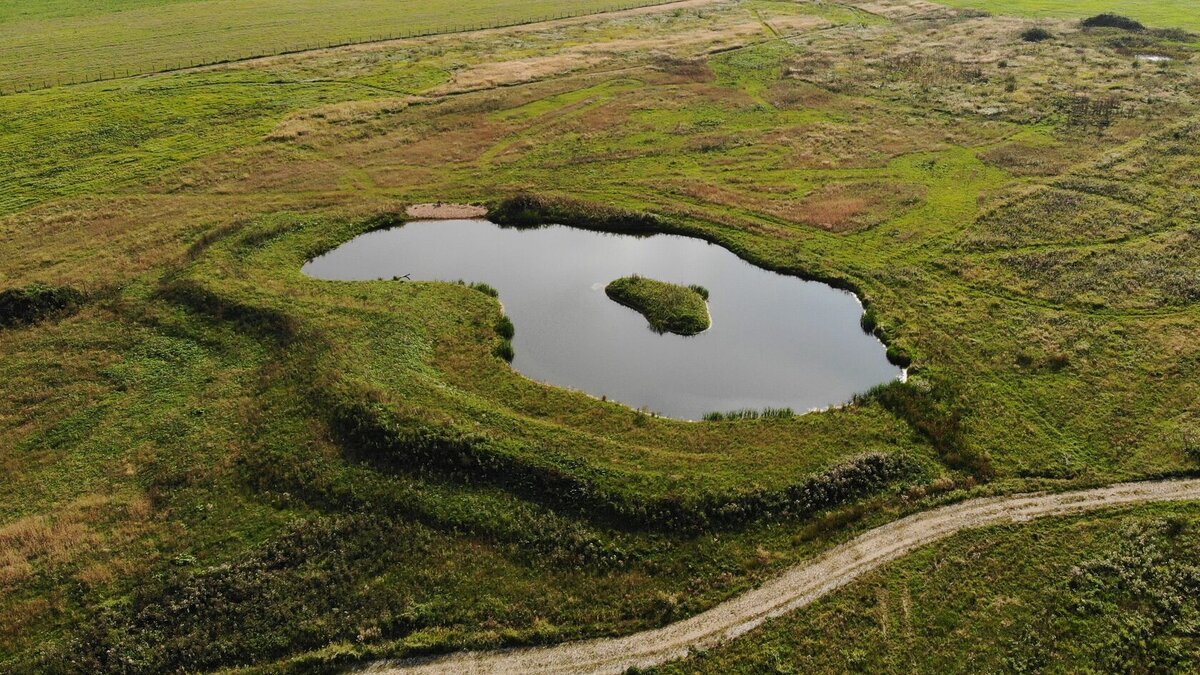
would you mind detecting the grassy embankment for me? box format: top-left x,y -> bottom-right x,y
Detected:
605,275 -> 711,335
1,0 -> 1199,670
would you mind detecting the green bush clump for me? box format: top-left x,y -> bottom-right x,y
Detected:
1021,27 -> 1054,42
51,517 -> 425,673
860,308 -> 879,334
886,345 -> 913,368
495,314 -> 515,340
493,339 -> 515,362
0,283 -> 84,328
1081,14 -> 1144,31
605,275 -> 710,336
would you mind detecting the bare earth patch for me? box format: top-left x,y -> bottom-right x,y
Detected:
405,203 -> 488,219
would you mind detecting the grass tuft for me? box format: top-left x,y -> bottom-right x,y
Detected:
703,408 -> 796,422
1021,27 -> 1054,42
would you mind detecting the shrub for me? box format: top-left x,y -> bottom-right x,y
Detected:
493,339 -> 515,362
0,283 -> 84,328
1183,427 -> 1200,462
1021,27 -> 1054,42
687,284 -> 710,300
860,308 -> 879,334
495,315 -> 515,340
489,194 -> 674,236
1081,14 -> 1144,31
886,345 -> 913,368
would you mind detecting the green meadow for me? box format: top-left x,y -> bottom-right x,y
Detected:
0,0 -> 672,91
2,0 -> 1200,671
936,0 -> 1200,31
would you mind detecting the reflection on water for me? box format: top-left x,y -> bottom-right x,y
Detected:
304,219 -> 902,419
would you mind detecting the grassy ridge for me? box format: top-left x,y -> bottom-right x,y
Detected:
605,275 -> 711,335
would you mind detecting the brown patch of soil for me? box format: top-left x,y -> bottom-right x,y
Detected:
405,203 -> 488,219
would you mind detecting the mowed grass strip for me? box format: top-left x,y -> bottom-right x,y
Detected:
605,275 -> 711,335
0,0 -> 680,92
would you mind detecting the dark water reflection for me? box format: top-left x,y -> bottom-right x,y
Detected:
303,219 -> 902,419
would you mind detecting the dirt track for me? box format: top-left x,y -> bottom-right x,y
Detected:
365,478 -> 1200,674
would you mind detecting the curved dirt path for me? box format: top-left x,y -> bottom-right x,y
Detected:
366,478 -> 1200,674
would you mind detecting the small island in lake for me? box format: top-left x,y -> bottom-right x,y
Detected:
605,275 -> 711,336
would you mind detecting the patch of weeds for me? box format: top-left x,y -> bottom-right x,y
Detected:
1021,27 -> 1053,43
0,283 -> 84,328
703,408 -> 795,422
457,280 -> 499,297
492,339 -> 515,362
1081,14 -> 1144,31
495,315 -> 515,340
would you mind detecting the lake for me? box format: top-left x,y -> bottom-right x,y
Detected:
303,219 -> 902,419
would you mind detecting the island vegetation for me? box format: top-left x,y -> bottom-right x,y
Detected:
605,275 -> 711,335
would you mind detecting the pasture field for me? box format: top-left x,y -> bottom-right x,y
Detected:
935,0 -> 1200,32
0,0 -> 676,92
1,0 -> 1200,671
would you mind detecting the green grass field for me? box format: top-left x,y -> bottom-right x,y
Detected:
2,0 -> 1200,671
936,0 -> 1200,31
0,0 -> 673,92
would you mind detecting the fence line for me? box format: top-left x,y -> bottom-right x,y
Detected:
0,0 -> 687,97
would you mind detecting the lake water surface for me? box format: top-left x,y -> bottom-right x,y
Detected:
303,219 -> 902,419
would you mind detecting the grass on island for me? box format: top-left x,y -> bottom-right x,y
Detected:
605,275 -> 711,335
2,0 -> 1200,670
